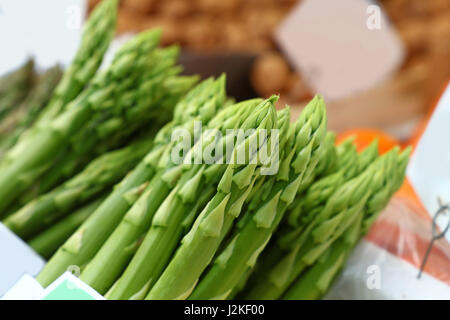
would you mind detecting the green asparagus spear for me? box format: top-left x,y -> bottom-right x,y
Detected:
0,30 -> 161,216
36,76 -> 226,287
189,96 -> 328,300
28,197 -> 106,260
4,138 -> 154,239
0,59 -> 35,121
36,0 -> 118,123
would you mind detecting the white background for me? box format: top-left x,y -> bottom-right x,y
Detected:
0,0 -> 86,75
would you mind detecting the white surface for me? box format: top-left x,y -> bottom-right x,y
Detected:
1,274 -> 44,300
276,0 -> 404,101
0,223 -> 45,297
0,0 -> 86,75
408,83 -> 450,241
326,240 -> 450,300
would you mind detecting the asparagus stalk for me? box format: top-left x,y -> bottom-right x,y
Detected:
145,98 -> 279,300
94,97 -> 271,298
189,96 -> 328,300
244,150 -> 399,299
36,0 -> 118,123
4,138 -> 154,239
36,76 -> 226,287
0,59 -> 35,121
0,30 -> 161,216
28,197 -> 105,260
0,66 -> 63,155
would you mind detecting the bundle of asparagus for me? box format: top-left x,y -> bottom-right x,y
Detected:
36,76 -> 227,287
0,0 -> 198,216
105,97 -> 280,299
281,149 -> 409,300
0,0 -> 410,301
17,54 -> 195,204
241,147 -> 410,300
0,0 -> 118,214
33,90 -> 407,300
188,96 -> 328,300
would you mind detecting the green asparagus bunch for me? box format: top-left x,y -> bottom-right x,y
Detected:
0,65 -> 63,156
86,96 -> 277,298
244,147 -> 406,299
282,148 -> 410,300
237,140 -> 378,296
36,76 -> 226,287
20,48 -> 191,199
0,59 -> 35,122
189,96 -> 328,300
0,30 -> 162,215
143,97 -> 278,300
4,137 -> 154,239
0,0 -> 409,300
28,197 -> 106,259
16,74 -> 197,209
79,86 -> 233,294
244,171 -> 376,298
36,0 -> 118,123
16,75 -> 198,209
248,139 -> 358,272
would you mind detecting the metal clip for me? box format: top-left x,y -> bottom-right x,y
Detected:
417,198 -> 450,279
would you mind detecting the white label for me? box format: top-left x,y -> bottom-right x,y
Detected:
275,0 -> 404,101
0,223 -> 45,297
